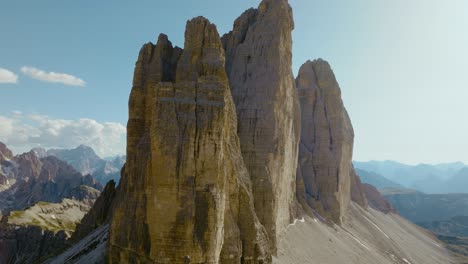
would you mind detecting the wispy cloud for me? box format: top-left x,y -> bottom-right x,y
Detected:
0,68 -> 18,84
20,66 -> 86,87
0,113 -> 126,157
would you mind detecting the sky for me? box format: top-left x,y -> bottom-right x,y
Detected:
1,0 -> 467,163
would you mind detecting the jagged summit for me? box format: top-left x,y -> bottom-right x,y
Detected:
109,16 -> 271,263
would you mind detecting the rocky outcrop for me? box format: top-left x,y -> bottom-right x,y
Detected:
295,59 -> 364,224
15,151 -> 42,180
222,0 -> 300,248
0,142 -> 13,161
350,169 -> 368,208
109,17 -> 270,263
0,149 -> 102,215
362,184 -> 396,214
0,223 -> 68,264
72,179 -> 116,242
11,156 -> 102,211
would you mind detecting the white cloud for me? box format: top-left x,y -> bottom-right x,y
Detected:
0,68 -> 18,84
20,66 -> 86,87
0,113 -> 126,157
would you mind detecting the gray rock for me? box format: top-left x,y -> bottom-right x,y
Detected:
222,0 -> 300,250
295,59 -> 361,224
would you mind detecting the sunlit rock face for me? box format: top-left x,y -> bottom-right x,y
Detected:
108,17 -> 270,264
222,0 -> 300,250
295,59 -> 366,224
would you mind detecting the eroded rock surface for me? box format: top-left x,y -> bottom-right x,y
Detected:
108,17 -> 270,264
362,183 -> 397,214
0,142 -> 13,161
72,179 -> 117,242
222,0 -> 300,248
350,168 -> 368,208
295,59 -> 365,224
0,223 -> 68,264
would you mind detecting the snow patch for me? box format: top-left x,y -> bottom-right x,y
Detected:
363,215 -> 390,239
344,229 -> 371,251
288,217 -> 305,227
402,258 -> 412,264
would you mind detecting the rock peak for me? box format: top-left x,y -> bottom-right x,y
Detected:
222,0 -> 299,253
295,58 -> 363,224
108,14 -> 270,263
0,142 -> 13,161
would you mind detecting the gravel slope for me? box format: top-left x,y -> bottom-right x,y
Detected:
274,203 -> 455,264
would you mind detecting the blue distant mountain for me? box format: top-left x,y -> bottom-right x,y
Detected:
355,168 -> 403,189
354,160 -> 468,194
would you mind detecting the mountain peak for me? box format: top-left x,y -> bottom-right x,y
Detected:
0,142 -> 14,161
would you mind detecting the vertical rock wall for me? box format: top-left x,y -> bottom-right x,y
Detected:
109,17 -> 270,264
295,59 -> 366,224
222,0 -> 300,249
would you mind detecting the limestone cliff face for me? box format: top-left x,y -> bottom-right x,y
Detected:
109,17 -> 270,263
296,59 -> 366,224
0,223 -> 68,264
350,168 -> 368,208
72,179 -> 117,242
362,183 -> 396,214
222,0 -> 300,248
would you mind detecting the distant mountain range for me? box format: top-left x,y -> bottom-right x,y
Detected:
0,142 -> 103,217
34,144 -> 125,185
381,188 -> 468,223
355,163 -> 468,246
355,168 -> 403,189
354,160 -> 468,194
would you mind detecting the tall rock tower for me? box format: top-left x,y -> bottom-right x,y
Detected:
109,18 -> 271,263
295,59 -> 366,224
222,0 -> 300,250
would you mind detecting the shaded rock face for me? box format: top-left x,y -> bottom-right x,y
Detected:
72,179 -> 117,242
350,168 -> 368,208
362,184 -> 396,214
0,223 -> 68,264
0,142 -> 13,161
109,17 -> 270,263
12,156 -> 102,210
222,0 -> 300,248
295,59 -> 363,224
15,151 -> 42,181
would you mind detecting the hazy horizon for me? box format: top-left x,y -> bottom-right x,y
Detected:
1,0 -> 467,163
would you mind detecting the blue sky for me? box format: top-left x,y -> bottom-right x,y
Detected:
1,0 -> 467,163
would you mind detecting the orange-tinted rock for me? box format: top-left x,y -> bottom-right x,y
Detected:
108,17 -> 270,263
